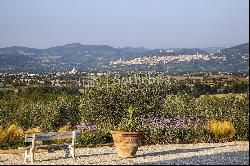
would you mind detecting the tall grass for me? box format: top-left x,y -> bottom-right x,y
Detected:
58,125 -> 71,132
0,127 -> 5,145
207,120 -> 235,141
6,124 -> 24,142
0,124 -> 25,148
25,127 -> 42,134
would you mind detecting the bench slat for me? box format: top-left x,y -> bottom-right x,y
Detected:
25,143 -> 79,149
25,131 -> 81,142
35,135 -> 73,141
26,131 -> 73,138
25,135 -> 72,142
37,131 -> 73,136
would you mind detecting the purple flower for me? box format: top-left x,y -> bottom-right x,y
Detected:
141,116 -> 203,130
75,124 -> 97,132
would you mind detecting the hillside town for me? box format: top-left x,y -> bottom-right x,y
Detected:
110,53 -> 228,65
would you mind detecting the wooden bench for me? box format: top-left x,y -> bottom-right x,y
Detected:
24,131 -> 80,163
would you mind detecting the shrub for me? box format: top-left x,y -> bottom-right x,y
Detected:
206,120 -> 235,141
25,127 -> 42,134
0,92 -> 81,132
58,125 -> 71,132
6,124 -> 24,142
0,77 -> 248,149
77,130 -> 112,146
141,116 -> 206,144
0,127 -> 5,146
1,124 -> 25,148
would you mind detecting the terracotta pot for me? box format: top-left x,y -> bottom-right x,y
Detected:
111,130 -> 143,158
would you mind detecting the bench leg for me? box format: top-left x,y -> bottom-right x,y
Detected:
24,149 -> 28,162
64,147 -> 70,158
30,148 -> 34,164
69,145 -> 75,159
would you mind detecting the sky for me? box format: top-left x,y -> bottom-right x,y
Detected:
0,0 -> 249,49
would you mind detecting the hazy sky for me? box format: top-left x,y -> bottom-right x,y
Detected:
0,0 -> 249,49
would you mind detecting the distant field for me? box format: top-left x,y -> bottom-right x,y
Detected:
199,93 -> 247,99
0,85 -> 40,91
0,87 -> 14,91
171,76 -> 203,80
171,75 -> 249,82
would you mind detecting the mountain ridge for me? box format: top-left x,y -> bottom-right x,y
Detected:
0,42 -> 248,73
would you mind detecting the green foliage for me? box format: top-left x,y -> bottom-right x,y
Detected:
0,76 -> 248,149
79,75 -> 169,127
22,86 -> 80,95
77,130 -> 112,146
0,91 -> 81,132
116,106 -> 142,132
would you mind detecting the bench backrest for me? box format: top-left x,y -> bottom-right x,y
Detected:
25,131 -> 80,142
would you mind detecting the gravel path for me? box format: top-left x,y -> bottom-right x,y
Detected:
0,141 -> 248,165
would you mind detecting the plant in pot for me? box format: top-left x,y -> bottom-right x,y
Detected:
111,106 -> 144,158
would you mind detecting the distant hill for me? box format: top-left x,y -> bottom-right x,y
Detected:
0,42 -> 248,73
214,43 -> 249,56
0,43 -> 150,71
117,47 -> 151,53
110,43 -> 249,73
148,48 -> 208,56
207,43 -> 249,72
200,47 -> 223,54
0,54 -> 31,65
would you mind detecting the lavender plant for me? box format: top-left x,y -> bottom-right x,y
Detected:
75,124 -> 97,132
141,116 -> 203,130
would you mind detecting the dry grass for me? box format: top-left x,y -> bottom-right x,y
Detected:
25,127 -> 42,134
0,127 -> 5,145
207,120 -> 235,139
6,124 -> 24,142
200,93 -> 247,99
56,125 -> 71,144
57,125 -> 71,132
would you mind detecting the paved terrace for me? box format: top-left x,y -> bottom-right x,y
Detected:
0,141 -> 248,165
